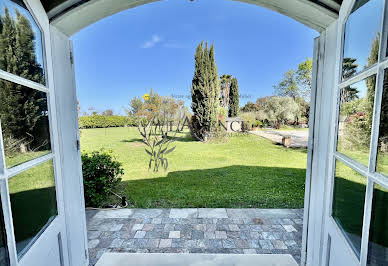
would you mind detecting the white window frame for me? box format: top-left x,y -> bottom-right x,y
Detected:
0,0 -> 68,265
324,0 -> 388,265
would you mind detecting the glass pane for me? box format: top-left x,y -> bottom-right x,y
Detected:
337,75 -> 376,166
342,0 -> 383,80
8,160 -> 57,256
332,160 -> 366,256
0,195 -> 9,266
367,183 -> 388,266
376,70 -> 388,176
0,78 -> 51,168
0,0 -> 46,85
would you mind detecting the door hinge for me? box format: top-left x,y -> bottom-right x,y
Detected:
76,140 -> 80,151
70,51 -> 74,65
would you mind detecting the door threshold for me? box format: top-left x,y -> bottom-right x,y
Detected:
95,253 -> 299,266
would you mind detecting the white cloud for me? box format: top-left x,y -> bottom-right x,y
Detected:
141,34 -> 162,48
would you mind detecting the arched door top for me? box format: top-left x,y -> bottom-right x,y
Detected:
46,0 -> 341,36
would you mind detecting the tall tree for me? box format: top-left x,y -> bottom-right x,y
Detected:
127,96 -> 143,116
228,77 -> 239,117
340,57 -> 359,104
220,74 -> 232,108
0,8 -> 45,145
273,70 -> 299,99
296,58 -> 312,100
191,42 -> 220,140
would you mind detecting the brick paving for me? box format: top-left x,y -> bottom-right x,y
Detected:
86,208 -> 304,265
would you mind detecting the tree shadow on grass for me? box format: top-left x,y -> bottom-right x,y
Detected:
332,176 -> 388,252
121,133 -> 194,144
122,165 -> 307,209
10,186 -> 57,253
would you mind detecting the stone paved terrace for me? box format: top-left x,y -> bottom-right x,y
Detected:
86,208 -> 304,266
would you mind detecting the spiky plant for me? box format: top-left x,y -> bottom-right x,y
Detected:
138,117 -> 181,172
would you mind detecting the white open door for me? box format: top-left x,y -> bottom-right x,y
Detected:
0,0 -> 87,265
321,0 -> 388,265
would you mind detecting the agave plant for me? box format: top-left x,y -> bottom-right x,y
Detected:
138,117 -> 181,172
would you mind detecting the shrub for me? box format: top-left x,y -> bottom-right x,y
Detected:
253,120 -> 262,128
240,112 -> 256,131
82,150 -> 124,207
79,115 -> 131,129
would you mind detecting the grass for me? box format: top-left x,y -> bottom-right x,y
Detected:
7,160 -> 57,254
5,150 -> 49,168
80,127 -> 308,208
333,160 -> 388,254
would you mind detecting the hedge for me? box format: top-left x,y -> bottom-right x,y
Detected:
79,115 -> 137,129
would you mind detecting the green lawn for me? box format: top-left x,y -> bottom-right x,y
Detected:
80,127 -> 308,208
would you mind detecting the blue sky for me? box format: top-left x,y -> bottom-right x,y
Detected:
72,0 -> 318,115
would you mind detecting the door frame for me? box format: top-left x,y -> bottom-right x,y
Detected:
322,0 -> 388,265
0,0 -> 70,265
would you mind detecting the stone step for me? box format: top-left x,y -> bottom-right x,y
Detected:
95,253 -> 298,266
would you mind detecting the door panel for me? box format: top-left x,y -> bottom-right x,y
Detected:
0,0 -> 69,265
324,0 -> 388,265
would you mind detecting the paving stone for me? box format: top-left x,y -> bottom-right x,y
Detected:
272,240 -> 288,250
259,240 -> 274,250
197,240 -> 207,248
204,239 -> 223,249
159,239 -> 172,248
261,232 -> 276,240
204,231 -> 215,239
222,239 -> 236,249
215,231 -> 227,239
132,209 -> 163,219
94,209 -> 133,219
86,208 -> 303,262
131,224 -> 144,231
194,224 -> 206,231
293,218 -> 303,225
249,231 -> 260,239
164,224 -> 175,231
109,239 -> 124,248
169,209 -> 198,219
88,239 -> 100,249
283,224 -> 297,232
229,224 -> 240,231
145,230 -> 163,239
93,221 -> 123,232
134,231 -> 146,239
235,239 -> 249,249
171,239 -> 185,248
87,231 -> 101,240
198,208 -> 228,219
122,239 -> 135,248
249,224 -> 263,231
239,230 -> 250,240
169,231 -> 180,239
243,248 -> 257,254
96,238 -> 113,248
192,230 -> 204,240
247,239 -> 261,248
142,224 -> 155,231
147,239 -> 160,248
216,224 -> 229,231
151,218 -> 162,224
285,240 -> 299,248
133,239 -> 148,248
206,224 -> 216,232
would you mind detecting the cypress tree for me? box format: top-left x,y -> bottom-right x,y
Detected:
191,41 -> 220,140
229,77 -> 239,117
0,7 -> 46,148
